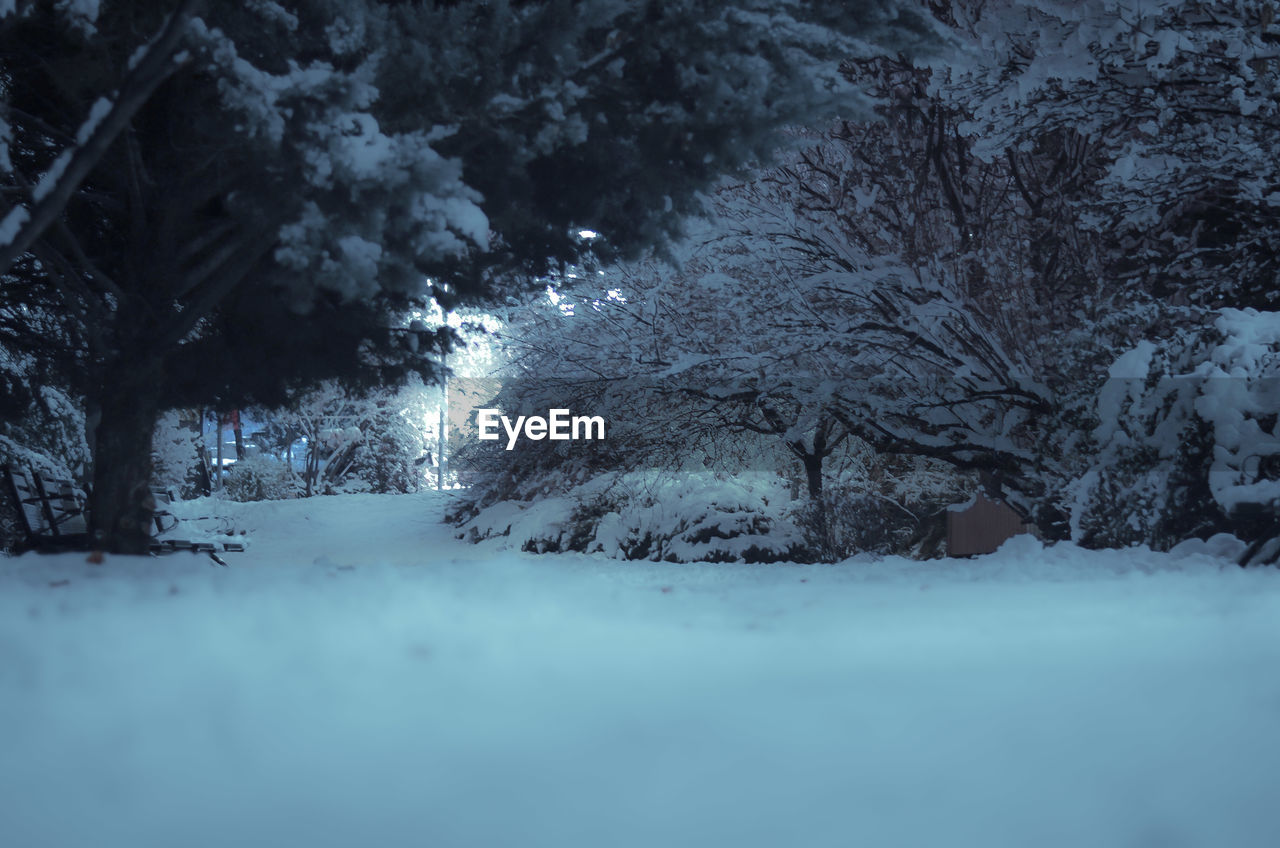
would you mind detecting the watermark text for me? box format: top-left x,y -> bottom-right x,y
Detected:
477,409 -> 606,450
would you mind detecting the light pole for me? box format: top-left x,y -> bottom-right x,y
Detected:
438,353 -> 448,491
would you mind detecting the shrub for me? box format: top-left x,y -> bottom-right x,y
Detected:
222,456 -> 301,503
456,471 -> 810,563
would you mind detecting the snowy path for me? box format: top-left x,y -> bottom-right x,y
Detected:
2,492 -> 1279,848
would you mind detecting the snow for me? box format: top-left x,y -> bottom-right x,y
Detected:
0,115 -> 10,172
1194,309 -> 1280,512
26,95 -> 112,205
0,205 -> 29,248
247,0 -> 299,33
54,0 -> 100,32
334,233 -> 382,289
2,491 -> 1279,848
1095,338 -> 1156,448
76,97 -> 112,145
18,95 -> 116,207
31,151 -> 71,202
465,471 -> 807,562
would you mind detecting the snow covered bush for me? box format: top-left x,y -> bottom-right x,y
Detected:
221,455 -> 301,504
1072,435 -> 1216,551
1,345 -> 89,552
453,416 -> 970,562
1074,309 -> 1280,561
812,460 -> 971,560
249,379 -> 432,498
343,406 -> 432,495
0,384 -> 86,481
150,410 -> 207,498
455,471 -> 809,564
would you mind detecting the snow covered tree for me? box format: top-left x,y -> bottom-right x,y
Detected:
940,0 -> 1280,310
282,378 -> 433,497
0,0 -> 941,553
1076,311 -> 1280,562
929,0 -> 1280,552
149,409 -> 206,498
470,0 -> 1280,559
684,0 -> 1280,545
457,208 -> 972,559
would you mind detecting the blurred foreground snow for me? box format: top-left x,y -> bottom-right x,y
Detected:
2,491 -> 1278,848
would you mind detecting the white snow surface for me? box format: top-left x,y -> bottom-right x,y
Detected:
2,491 -> 1279,848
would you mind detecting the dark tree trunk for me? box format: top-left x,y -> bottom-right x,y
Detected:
797,448 -> 833,559
215,418 -> 223,489
305,445 -> 319,497
88,372 -> 162,555
801,452 -> 824,499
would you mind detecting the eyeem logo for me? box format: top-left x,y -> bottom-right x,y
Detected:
477,409 -> 606,450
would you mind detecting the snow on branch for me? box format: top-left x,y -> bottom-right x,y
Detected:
0,0 -> 200,273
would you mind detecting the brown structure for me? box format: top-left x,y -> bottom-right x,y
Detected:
947,492 -> 1036,557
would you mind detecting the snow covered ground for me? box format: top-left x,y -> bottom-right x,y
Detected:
2,491 -> 1279,848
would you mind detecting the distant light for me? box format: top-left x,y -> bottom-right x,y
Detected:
577,229 -> 598,240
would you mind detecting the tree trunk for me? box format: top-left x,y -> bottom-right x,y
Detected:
88,375 -> 162,555
305,445 -> 318,497
233,411 -> 245,460
801,452 -> 823,499
215,418 -> 224,489
797,449 -> 833,559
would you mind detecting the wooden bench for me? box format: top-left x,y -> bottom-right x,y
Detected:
151,486 -> 179,535
2,464 -> 241,564
2,464 -> 89,550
